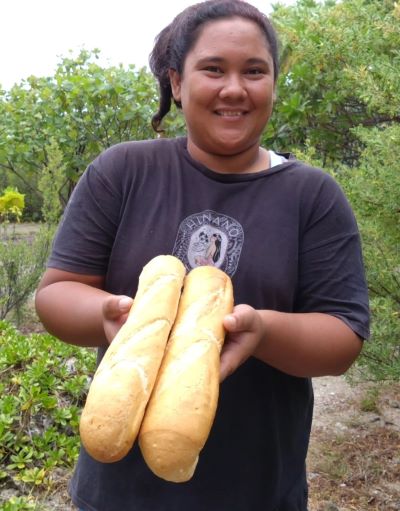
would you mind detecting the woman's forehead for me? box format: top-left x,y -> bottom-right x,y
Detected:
187,17 -> 272,58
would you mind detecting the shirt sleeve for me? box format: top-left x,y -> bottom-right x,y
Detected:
295,170 -> 370,340
47,156 -> 122,275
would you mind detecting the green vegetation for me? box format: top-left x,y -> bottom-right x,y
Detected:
0,49 -> 183,219
0,140 -> 65,323
0,188 -> 25,222
267,0 -> 400,166
339,125 -> 400,382
0,321 -> 96,509
359,386 -> 381,414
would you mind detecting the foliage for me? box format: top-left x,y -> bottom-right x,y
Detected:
0,187 -> 25,222
0,139 -> 65,322
294,126 -> 400,381
267,0 -> 400,166
0,321 -> 96,509
0,226 -> 50,323
0,496 -> 36,511
337,125 -> 400,381
0,49 -> 183,219
37,139 -> 65,225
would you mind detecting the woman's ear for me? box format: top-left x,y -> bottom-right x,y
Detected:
169,69 -> 182,103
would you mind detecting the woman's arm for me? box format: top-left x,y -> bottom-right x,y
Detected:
220,304 -> 363,381
36,271 -> 362,373
35,268 -> 133,347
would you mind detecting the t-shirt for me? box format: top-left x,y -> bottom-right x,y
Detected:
48,137 -> 369,511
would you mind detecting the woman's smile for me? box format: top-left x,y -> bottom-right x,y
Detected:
215,110 -> 247,117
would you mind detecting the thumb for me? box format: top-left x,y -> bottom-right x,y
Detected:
223,304 -> 257,333
103,295 -> 133,320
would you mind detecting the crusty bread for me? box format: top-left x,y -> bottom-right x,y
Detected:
139,265 -> 234,482
79,255 -> 186,463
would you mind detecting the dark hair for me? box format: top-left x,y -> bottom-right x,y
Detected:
149,0 -> 280,132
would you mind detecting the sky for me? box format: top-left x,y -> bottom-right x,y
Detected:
0,0 -> 296,91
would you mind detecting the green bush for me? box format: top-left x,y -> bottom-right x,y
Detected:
292,127 -> 399,383
0,321 -> 96,508
337,126 -> 400,381
0,187 -> 25,222
0,226 -> 51,322
0,140 -> 64,323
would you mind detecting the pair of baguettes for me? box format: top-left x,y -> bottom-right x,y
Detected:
79,254 -> 234,482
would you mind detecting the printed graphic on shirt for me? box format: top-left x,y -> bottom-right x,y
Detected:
173,210 -> 244,276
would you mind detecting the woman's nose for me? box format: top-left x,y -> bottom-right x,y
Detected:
219,74 -> 247,100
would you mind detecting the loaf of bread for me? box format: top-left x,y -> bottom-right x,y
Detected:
79,255 -> 186,463
139,265 -> 234,482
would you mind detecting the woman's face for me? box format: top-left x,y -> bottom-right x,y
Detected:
169,17 -> 275,165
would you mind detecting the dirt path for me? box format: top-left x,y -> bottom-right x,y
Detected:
309,376 -> 400,511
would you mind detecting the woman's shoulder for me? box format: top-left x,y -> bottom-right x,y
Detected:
282,155 -> 330,177
280,156 -> 341,190
272,157 -> 352,218
93,137 -> 185,168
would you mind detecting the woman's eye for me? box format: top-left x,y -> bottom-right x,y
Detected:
246,68 -> 264,75
204,66 -> 223,74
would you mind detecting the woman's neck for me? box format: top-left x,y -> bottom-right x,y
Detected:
187,140 -> 270,174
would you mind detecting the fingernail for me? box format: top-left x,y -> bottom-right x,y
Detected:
119,297 -> 132,309
225,315 -> 236,328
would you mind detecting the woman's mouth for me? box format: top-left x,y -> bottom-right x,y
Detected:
215,110 -> 247,117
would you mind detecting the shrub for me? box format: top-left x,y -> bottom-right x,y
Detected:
0,187 -> 25,222
0,321 -> 96,508
0,140 -> 64,323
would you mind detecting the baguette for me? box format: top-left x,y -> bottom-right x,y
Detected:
79,255 -> 186,463
139,265 -> 234,482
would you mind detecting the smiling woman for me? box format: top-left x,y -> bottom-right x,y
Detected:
168,17 -> 275,172
34,0 -> 369,510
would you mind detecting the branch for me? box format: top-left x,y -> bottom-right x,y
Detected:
5,159 -> 41,197
361,115 -> 400,127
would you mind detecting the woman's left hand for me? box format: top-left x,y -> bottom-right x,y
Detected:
220,304 -> 264,382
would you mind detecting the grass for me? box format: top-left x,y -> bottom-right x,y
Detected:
360,386 -> 381,414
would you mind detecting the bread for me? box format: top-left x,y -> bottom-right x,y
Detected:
79,255 -> 186,463
139,265 -> 234,482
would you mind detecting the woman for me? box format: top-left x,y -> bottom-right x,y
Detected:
35,1 -> 369,510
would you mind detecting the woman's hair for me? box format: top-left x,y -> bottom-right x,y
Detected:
149,0 -> 280,132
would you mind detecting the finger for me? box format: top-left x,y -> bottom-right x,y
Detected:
223,304 -> 257,333
103,295 -> 133,320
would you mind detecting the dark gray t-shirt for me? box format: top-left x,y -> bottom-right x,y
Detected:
48,137 -> 369,511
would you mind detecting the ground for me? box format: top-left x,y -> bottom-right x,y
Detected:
309,376 -> 400,511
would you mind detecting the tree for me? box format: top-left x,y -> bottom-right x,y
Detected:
0,49 -> 180,218
338,125 -> 400,381
266,0 -> 400,166
0,141 -> 66,322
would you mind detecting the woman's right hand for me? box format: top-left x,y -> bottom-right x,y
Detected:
35,269 -> 134,348
102,295 -> 134,343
